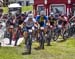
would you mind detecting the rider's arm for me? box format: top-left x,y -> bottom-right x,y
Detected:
23,17 -> 29,27
33,18 -> 38,27
33,18 -> 37,23
36,16 -> 40,22
35,16 -> 40,25
44,16 -> 48,22
54,18 -> 57,26
56,18 -> 59,25
69,16 -> 75,21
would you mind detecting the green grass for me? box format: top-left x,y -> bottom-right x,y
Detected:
0,38 -> 75,59
3,7 -> 8,14
3,6 -> 33,14
22,6 -> 33,13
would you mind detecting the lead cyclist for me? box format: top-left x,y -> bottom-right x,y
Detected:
22,13 -> 37,54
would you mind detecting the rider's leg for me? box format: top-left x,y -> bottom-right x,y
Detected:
23,31 -> 28,44
14,30 -> 20,46
8,28 -> 13,45
46,26 -> 51,46
40,27 -> 47,49
44,26 -> 47,34
36,29 -> 40,41
32,27 -> 35,41
9,32 -> 12,45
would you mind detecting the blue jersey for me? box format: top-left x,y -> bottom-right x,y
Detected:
36,16 -> 48,22
36,16 -> 48,27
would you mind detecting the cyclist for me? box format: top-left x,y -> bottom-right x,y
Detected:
56,14 -> 68,35
23,13 -> 37,54
36,11 -> 48,49
48,13 -> 57,43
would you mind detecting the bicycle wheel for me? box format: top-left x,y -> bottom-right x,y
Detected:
52,30 -> 59,41
63,29 -> 69,40
46,30 -> 52,46
53,33 -> 59,41
26,34 -> 32,54
40,31 -> 45,49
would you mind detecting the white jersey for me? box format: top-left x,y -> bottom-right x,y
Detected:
24,17 -> 36,27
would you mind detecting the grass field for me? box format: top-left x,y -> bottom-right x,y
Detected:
0,38 -> 75,59
2,6 -> 33,14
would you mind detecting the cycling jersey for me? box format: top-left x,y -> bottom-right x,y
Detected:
24,17 -> 36,27
23,17 -> 36,32
58,16 -> 68,26
36,16 -> 48,27
58,20 -> 63,25
48,17 -> 56,26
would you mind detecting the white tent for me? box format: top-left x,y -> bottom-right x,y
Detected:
8,3 -> 22,8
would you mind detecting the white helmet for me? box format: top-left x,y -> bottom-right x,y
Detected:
28,14 -> 33,18
40,11 -> 46,16
49,12 -> 54,17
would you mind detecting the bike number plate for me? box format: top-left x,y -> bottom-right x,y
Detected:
28,29 -> 32,32
40,27 -> 44,30
58,25 -> 62,28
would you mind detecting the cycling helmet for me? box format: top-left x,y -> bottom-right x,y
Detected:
40,11 -> 46,16
28,14 -> 33,18
49,12 -> 54,17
